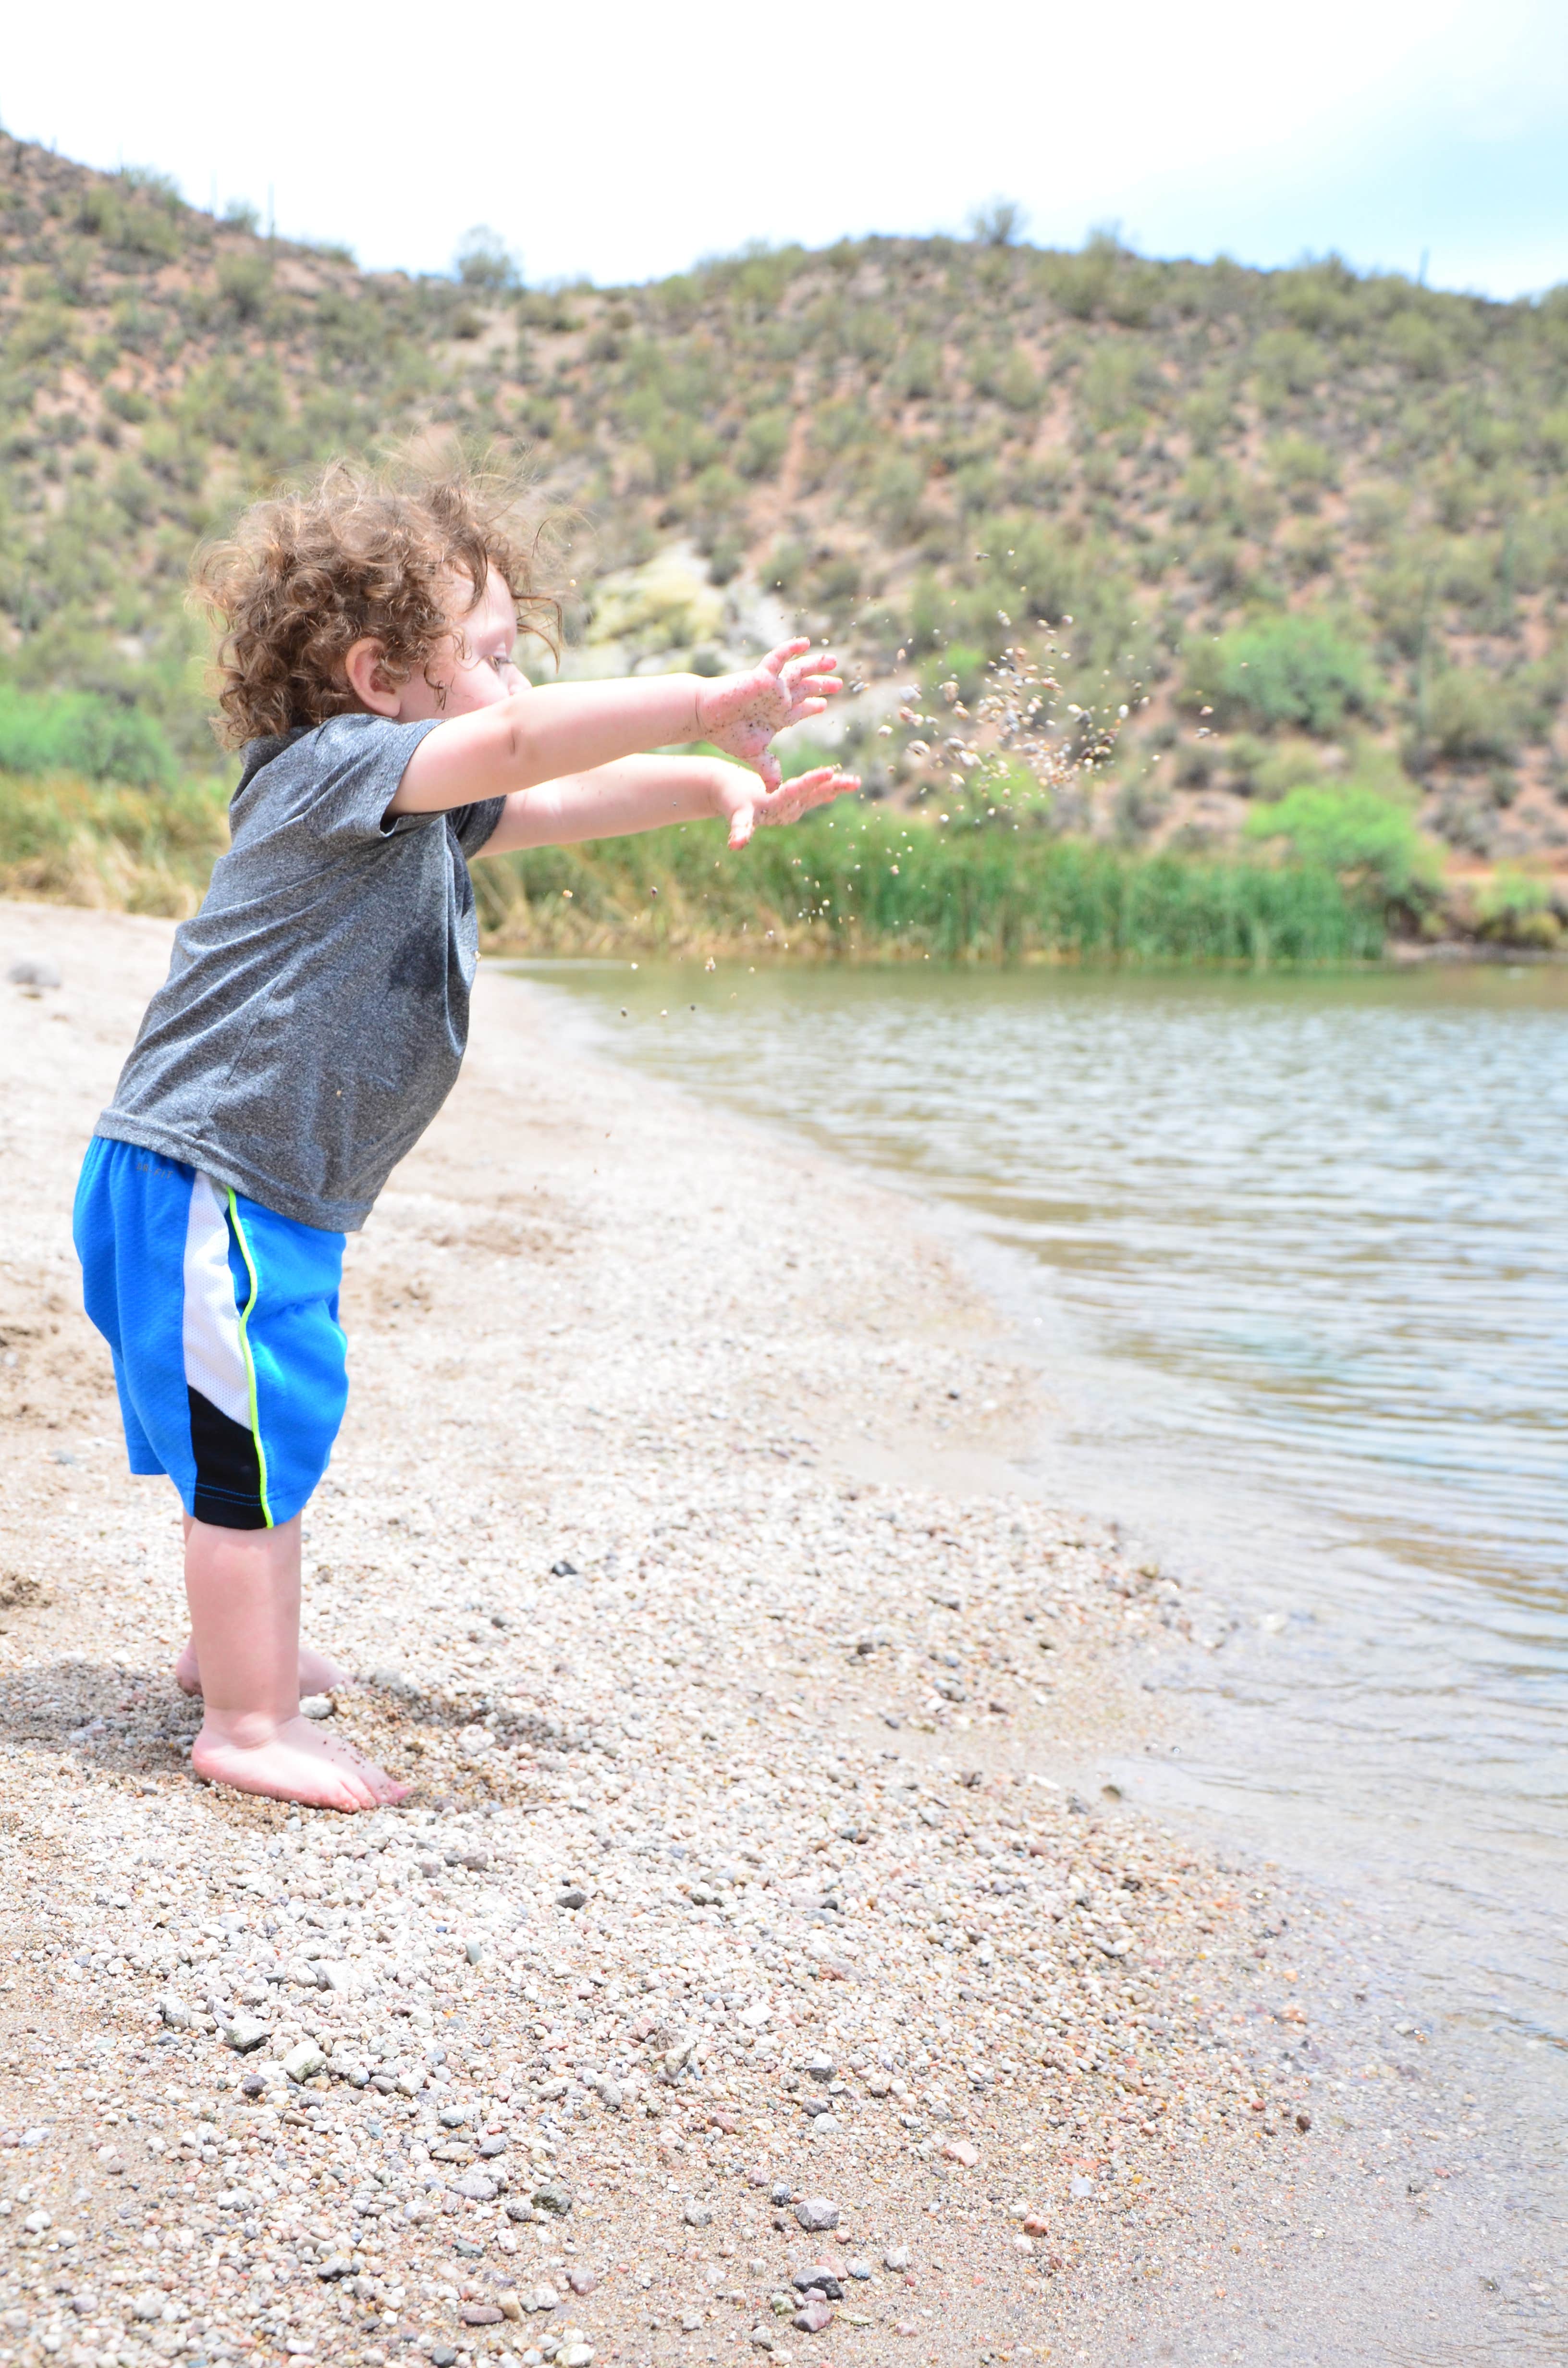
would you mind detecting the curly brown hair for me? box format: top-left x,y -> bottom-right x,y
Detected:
195,451 -> 564,748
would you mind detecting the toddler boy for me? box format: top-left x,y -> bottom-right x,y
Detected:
74,459 -> 855,1810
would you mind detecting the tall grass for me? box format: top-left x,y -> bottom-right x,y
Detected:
0,769 -> 228,914
0,772 -> 1383,961
475,807 -> 1384,965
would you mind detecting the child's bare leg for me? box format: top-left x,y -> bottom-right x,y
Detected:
184,1514 -> 405,1812
174,1512 -> 351,1698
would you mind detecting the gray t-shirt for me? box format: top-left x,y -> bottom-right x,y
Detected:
96,714 -> 505,1233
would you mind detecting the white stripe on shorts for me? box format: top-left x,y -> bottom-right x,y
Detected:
181,1172 -> 252,1429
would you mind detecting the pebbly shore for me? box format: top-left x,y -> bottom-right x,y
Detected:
0,904 -> 1548,2368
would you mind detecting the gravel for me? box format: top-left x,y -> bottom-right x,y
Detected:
0,905 -> 1555,2368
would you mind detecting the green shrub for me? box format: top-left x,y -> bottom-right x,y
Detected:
1474,868 -> 1560,946
455,226 -> 521,293
1186,615 -> 1378,734
891,340 -> 943,401
1251,329 -> 1320,404
736,407 -> 792,480
869,454 -> 927,536
1420,668 -> 1519,765
1268,434 -> 1336,506
0,688 -> 175,788
1243,782 -> 1433,901
216,253 -> 272,321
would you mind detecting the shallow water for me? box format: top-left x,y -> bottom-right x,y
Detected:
513,957 -> 1568,2091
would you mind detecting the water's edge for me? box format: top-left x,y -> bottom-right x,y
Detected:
501,958 -> 1568,2158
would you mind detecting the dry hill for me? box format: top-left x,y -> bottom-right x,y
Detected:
3,129 -> 1568,900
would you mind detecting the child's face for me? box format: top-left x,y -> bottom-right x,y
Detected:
354,568 -> 527,722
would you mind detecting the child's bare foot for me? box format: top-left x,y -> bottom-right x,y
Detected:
175,1638 -> 352,1699
190,1715 -> 407,1812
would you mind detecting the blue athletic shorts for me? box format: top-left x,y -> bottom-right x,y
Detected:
73,1136 -> 349,1530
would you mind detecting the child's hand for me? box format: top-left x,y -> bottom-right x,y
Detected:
696,639 -> 844,791
713,763 -> 859,851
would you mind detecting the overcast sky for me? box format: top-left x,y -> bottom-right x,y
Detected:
3,0 -> 1565,298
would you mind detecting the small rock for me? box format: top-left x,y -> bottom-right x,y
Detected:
7,960 -> 61,989
942,2139 -> 980,2168
567,2269 -> 597,2296
460,2305 -> 503,2326
750,2331 -> 776,2353
96,2150 -> 126,2176
791,2272 -> 842,2300
316,2257 -> 352,2282
282,2040 -> 327,2084
803,2051 -> 835,2084
771,2183 -> 794,2207
681,2311 -> 704,2333
453,2172 -> 498,2203
439,2106 -> 470,2129
683,2200 -> 713,2227
298,1694 -> 334,1720
556,2345 -> 595,2368
430,2349 -> 458,2366
158,1996 -> 191,2031
794,2300 -> 833,2333
476,2134 -> 508,2157
794,2196 -> 840,2232
883,2246 -> 910,2272
130,2291 -> 163,2323
556,1888 -> 588,1911
223,2015 -> 272,2054
1070,2174 -> 1096,2199
532,2179 -> 573,2216
465,1938 -> 484,1965
1021,2212 -> 1050,2237
845,2260 -> 872,2281
1296,2111 -> 1312,2133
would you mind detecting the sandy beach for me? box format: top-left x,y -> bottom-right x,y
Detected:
0,905 -> 1548,2368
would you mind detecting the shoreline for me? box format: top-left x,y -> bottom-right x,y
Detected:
0,903 -> 1556,2365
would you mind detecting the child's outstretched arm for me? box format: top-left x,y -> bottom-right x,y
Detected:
480,752 -> 856,855
390,638 -> 841,820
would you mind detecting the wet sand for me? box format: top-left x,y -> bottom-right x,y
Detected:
0,903 -> 1558,2367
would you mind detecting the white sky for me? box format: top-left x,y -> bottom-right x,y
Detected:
3,0 -> 1566,296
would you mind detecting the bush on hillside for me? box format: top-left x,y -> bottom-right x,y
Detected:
1185,616 -> 1379,735
0,688 -> 175,789
1243,782 -> 1433,902
1417,668 -> 1519,766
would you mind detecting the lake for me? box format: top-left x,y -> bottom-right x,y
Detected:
513,956 -> 1568,2097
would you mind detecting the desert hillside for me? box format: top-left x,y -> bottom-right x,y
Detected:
2,130 -> 1567,894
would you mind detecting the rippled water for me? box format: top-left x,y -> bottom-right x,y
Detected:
515,958 -> 1568,2080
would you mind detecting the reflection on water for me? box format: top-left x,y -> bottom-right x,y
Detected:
516,958 -> 1568,2070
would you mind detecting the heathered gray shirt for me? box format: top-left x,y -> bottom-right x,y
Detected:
96,714 -> 505,1233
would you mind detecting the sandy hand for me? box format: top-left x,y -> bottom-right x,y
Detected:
716,764 -> 860,851
696,639 -> 844,793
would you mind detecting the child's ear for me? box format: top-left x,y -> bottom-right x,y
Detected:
343,636 -> 402,717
